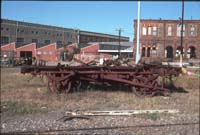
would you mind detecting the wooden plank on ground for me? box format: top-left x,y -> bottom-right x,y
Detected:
65,109 -> 180,116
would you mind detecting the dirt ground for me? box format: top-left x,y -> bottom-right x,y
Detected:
0,67 -> 199,135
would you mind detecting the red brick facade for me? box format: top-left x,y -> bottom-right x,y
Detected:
1,42 -> 81,62
36,43 -> 58,61
1,42 -> 16,52
16,43 -> 36,58
80,43 -> 99,54
133,19 -> 200,61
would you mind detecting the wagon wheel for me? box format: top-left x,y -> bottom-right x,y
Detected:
47,79 -> 56,93
62,80 -> 72,93
131,78 -> 155,97
71,80 -> 82,92
47,78 -> 61,93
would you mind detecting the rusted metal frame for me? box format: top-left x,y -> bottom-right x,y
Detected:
46,73 -> 57,93
57,72 -> 75,82
78,70 -> 157,88
102,74 -> 168,92
79,77 -> 96,82
46,71 -> 75,93
77,71 -> 152,76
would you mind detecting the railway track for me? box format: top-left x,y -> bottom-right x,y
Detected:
2,121 -> 199,135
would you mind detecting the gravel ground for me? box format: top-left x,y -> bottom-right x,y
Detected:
1,110 -> 199,135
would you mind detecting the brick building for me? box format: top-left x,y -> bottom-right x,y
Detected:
79,31 -> 128,43
133,19 -> 200,61
1,18 -> 129,48
1,18 -> 129,62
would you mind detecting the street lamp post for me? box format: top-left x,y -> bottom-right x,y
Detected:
135,0 -> 141,64
180,0 -> 184,67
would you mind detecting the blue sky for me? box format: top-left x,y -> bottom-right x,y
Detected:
2,1 -> 200,41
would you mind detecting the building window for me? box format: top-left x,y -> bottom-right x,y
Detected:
43,51 -> 47,55
167,26 -> 172,36
36,31 -> 38,34
37,51 -> 41,55
45,32 -> 47,34
1,36 -> 9,44
148,26 -> 152,35
177,24 -> 185,37
17,29 -> 20,32
1,27 -> 3,31
16,37 -> 24,43
44,40 -> 50,44
56,41 -> 62,45
190,25 -> 195,36
32,31 -> 34,34
21,30 -> 24,33
49,51 -> 52,55
142,27 -> 147,35
32,39 -> 38,44
153,26 -> 157,36
6,28 -> 9,31
60,34 -> 62,36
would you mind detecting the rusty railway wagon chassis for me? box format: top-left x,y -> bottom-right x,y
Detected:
21,64 -> 182,97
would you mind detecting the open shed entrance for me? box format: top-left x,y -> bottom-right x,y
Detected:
20,51 -> 32,58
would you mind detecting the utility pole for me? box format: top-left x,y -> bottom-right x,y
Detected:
76,29 -> 80,50
180,0 -> 184,67
12,21 -> 19,66
135,0 -> 141,64
116,28 -> 123,58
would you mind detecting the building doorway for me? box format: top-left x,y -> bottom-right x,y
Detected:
20,51 -> 32,58
142,47 -> 145,57
147,47 -> 151,57
165,46 -> 173,58
187,46 -> 196,58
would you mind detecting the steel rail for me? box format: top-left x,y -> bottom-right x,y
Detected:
2,121 -> 199,135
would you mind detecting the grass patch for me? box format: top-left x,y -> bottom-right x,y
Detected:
1,67 -> 199,116
174,75 -> 200,90
1,100 -> 45,115
139,113 -> 160,121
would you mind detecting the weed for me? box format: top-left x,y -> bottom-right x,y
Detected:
139,113 -> 160,121
1,100 -> 44,115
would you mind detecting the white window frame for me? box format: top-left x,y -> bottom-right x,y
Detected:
177,24 -> 185,37
153,26 -> 157,36
148,26 -> 151,35
43,51 -> 47,55
190,25 -> 195,36
167,26 -> 172,36
142,27 -> 147,35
